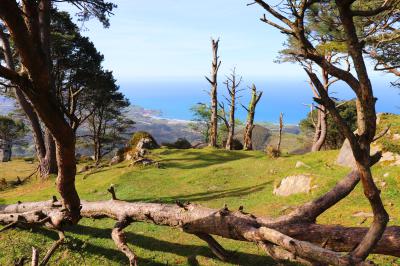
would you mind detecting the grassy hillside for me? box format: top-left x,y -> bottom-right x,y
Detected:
0,148 -> 399,265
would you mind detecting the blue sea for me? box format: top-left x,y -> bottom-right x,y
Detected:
119,76 -> 399,125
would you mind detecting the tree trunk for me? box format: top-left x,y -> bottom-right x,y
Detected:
1,192 -> 399,265
243,85 -> 262,150
224,69 -> 240,150
39,129 -> 58,177
311,106 -> 327,152
0,0 -> 81,223
276,112 -> 283,152
206,39 -> 221,148
0,24 -> 57,178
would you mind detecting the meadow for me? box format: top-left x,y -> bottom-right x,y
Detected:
0,147 -> 399,265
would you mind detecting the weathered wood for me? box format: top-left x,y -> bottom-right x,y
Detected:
1,199 -> 399,261
206,38 -> 221,148
243,84 -> 262,150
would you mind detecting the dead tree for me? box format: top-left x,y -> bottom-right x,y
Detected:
222,68 -> 242,150
276,112 -> 283,152
249,0 -> 396,263
242,84 -> 262,150
205,38 -> 221,148
1,183 -> 399,265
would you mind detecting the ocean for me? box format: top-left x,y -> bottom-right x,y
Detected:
119,76 -> 399,125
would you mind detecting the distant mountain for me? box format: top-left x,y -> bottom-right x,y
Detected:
0,99 -> 303,156
125,105 -> 203,144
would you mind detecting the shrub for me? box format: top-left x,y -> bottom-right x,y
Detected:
163,138 -> 192,149
266,145 -> 281,158
79,155 -> 93,163
23,157 -> 35,162
231,139 -> 244,150
381,139 -> 400,154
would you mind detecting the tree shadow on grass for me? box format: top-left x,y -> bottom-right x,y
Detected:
64,224 -> 281,266
158,149 -> 262,170
128,181 -> 271,203
29,227 -> 166,265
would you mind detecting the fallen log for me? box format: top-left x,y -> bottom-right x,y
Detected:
0,197 -> 399,265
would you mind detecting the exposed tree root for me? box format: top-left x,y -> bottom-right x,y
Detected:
1,174 -> 399,265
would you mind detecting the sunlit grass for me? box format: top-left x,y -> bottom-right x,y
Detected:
0,148 -> 399,265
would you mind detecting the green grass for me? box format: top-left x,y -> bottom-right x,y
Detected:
0,148 -> 400,265
377,113 -> 400,154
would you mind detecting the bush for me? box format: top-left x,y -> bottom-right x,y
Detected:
163,138 -> 192,149
231,139 -> 244,150
23,157 -> 35,162
266,145 -> 281,158
129,131 -> 158,149
79,155 -> 93,163
381,139 -> 400,154
222,138 -> 244,150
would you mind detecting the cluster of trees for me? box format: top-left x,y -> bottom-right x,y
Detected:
0,1 -> 399,266
190,39 -> 264,151
0,8 -> 133,170
0,115 -> 27,161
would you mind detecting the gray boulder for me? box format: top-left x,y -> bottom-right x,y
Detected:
273,175 -> 312,196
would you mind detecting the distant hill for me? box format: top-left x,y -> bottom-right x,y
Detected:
0,99 -> 305,156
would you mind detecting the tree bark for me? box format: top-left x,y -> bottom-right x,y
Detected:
224,69 -> 241,150
206,39 -> 221,148
0,197 -> 399,264
0,24 -> 56,178
0,0 -> 80,222
311,106 -> 327,152
243,84 -> 262,150
276,112 -> 283,152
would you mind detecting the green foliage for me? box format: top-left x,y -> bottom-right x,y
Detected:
189,103 -> 243,145
162,138 -> 192,149
300,101 -> 357,149
189,103 -> 211,143
376,113 -> 400,154
265,145 -> 281,158
380,139 -> 400,154
0,115 -> 27,145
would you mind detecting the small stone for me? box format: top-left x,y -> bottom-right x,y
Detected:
295,161 -> 310,168
383,172 -> 390,178
352,211 -> 373,218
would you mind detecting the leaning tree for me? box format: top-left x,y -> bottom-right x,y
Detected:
0,0 -> 115,223
249,0 -> 398,263
1,1 -> 400,266
0,25 -> 58,177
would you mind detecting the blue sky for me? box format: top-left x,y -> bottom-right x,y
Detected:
59,1 -> 398,123
61,0 -> 307,81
